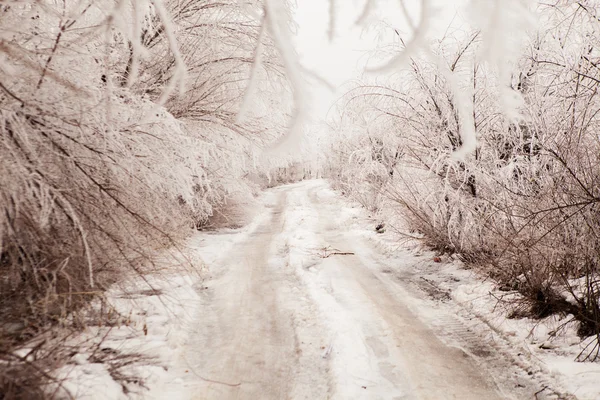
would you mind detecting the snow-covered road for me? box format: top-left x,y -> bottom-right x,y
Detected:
155,180 -> 571,400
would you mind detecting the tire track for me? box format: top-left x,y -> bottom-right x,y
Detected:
375,247 -> 577,399
307,182 -> 577,400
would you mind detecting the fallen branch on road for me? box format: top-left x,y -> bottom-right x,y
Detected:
323,252 -> 355,258
319,246 -> 355,258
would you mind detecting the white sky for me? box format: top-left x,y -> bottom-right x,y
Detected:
293,0 -> 469,82
291,0 -> 470,117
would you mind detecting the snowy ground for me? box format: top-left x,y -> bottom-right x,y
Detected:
55,180 -> 600,399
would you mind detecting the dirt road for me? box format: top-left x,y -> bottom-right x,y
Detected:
174,181 -> 564,400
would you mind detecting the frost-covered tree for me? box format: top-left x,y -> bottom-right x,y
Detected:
327,0 -> 600,360
0,0 -> 288,396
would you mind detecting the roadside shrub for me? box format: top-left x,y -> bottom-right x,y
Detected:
327,1 -> 600,360
0,0 -> 284,396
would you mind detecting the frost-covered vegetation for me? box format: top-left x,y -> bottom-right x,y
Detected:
0,0 -> 291,397
327,1 -> 600,362
5,0 -> 600,398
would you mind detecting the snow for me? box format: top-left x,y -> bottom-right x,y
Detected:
52,272 -> 200,400
280,182 -> 413,399
55,179 -> 600,399
336,188 -> 600,400
51,200 -> 271,399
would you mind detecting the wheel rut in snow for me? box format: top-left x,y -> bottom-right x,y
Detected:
182,187 -> 332,400
303,186 -> 505,400
184,191 -> 300,400
358,252 -> 572,399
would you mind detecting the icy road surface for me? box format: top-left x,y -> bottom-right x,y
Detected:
162,180 -> 570,400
